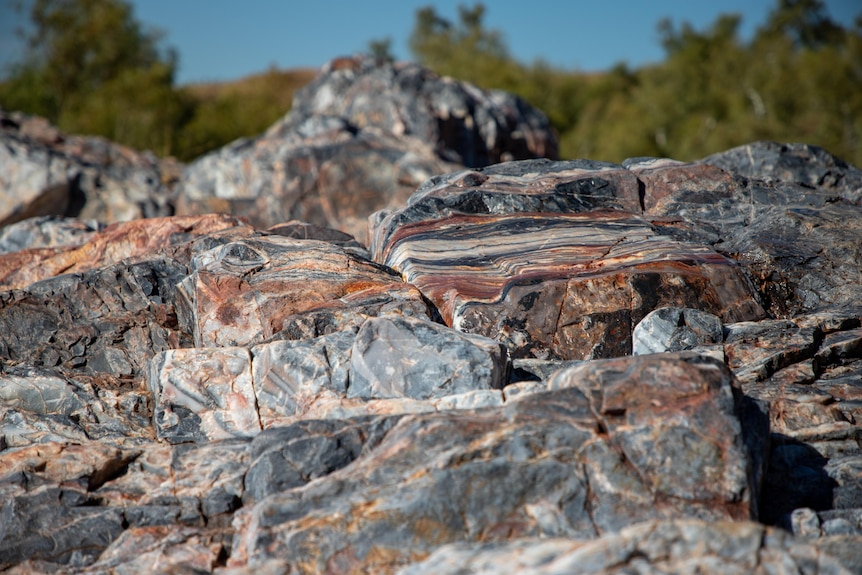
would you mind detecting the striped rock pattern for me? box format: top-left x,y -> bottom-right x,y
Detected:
373,161 -> 765,360
176,235 -> 430,348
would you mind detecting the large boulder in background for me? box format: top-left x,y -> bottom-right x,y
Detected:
0,109 -> 178,226
284,55 -> 558,167
175,56 -> 558,240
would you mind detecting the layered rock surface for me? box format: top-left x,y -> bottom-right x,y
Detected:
175,55 -> 558,240
1,60 -> 861,574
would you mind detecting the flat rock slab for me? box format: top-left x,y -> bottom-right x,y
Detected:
148,347 -> 260,443
0,213 -> 252,291
348,314 -> 508,400
176,235 -> 429,348
230,353 -> 756,573
378,210 -> 762,359
397,519 -> 857,575
149,316 -> 508,436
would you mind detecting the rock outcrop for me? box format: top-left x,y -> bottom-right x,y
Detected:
1,60 -> 861,574
175,56 -> 558,241
0,109 -> 178,226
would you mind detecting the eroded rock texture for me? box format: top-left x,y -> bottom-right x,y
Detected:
0,109 -> 178,227
1,73 -> 862,573
176,56 -> 557,240
373,160 -> 766,360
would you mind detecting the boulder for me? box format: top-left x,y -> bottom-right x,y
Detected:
175,56 -> 558,240
373,160 -> 765,360
0,213 -> 252,291
228,353 -> 758,573
2,88 -> 862,572
0,109 -> 179,227
397,519 -> 857,575
175,235 -> 430,348
700,140 -> 862,204
633,157 -> 862,318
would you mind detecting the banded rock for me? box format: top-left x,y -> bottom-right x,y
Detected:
175,235 -> 430,348
373,160 -> 765,360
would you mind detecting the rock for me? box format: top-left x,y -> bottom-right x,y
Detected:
635,157 -> 862,318
0,366 -> 153,447
176,117 -> 460,242
0,215 -> 103,254
396,519 -> 857,575
0,213 -> 252,291
176,235 -> 429,348
251,330 -> 356,428
700,141 -> 862,204
148,347 -> 259,443
0,257 -> 188,376
175,56 -> 557,240
348,314 -> 508,400
229,353 -> 757,573
632,306 -> 723,355
286,55 -> 557,167
2,88 -> 862,572
373,160 -> 764,360
0,109 -> 179,227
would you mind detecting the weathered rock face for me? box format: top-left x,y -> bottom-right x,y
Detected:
632,154 -> 862,318
285,55 -> 558,168
175,56 -> 558,240
2,93 -> 862,573
397,519 -> 857,575
230,353 -> 755,573
0,109 -> 179,227
372,160 -> 766,360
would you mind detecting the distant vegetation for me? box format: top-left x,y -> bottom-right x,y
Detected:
1,0 -> 860,167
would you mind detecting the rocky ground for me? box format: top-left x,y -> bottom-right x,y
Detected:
1,55 -> 861,574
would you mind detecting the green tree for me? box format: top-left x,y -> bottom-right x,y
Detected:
367,37 -> 395,63
409,3 -> 521,91
0,0 -> 190,155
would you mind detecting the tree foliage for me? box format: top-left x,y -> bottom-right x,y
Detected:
1,0 -> 860,169
409,1 -> 862,167
0,0 -> 190,155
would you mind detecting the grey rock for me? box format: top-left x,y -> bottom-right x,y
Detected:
230,353 -> 757,573
0,257 -> 188,377
700,141 -> 862,204
176,55 -> 557,239
283,55 -> 557,168
251,329 -> 355,427
632,306 -> 723,355
0,215 -> 103,254
0,109 -> 178,227
348,314 -> 508,400
243,416 -> 402,504
148,347 -> 260,444
397,519 -> 856,575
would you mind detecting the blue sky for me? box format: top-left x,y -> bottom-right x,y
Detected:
1,0 -> 860,85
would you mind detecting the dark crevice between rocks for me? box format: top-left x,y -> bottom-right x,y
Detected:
760,433 -> 839,528
64,171 -> 87,218
88,451 -> 142,492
